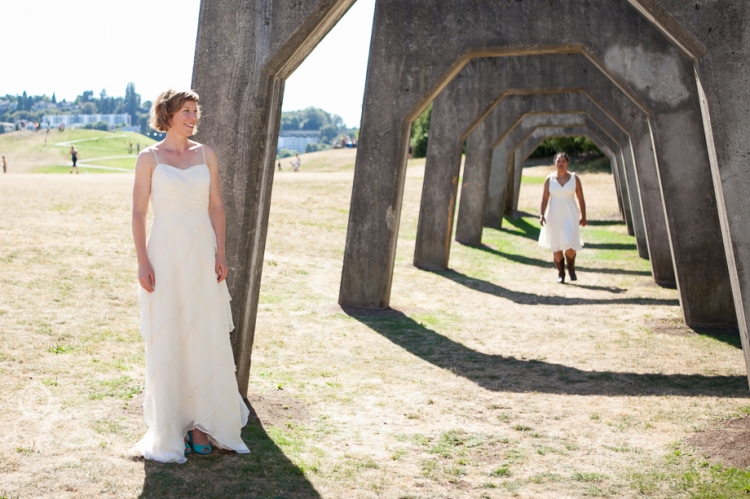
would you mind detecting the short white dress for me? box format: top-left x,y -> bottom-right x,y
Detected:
538,172 -> 584,252
134,146 -> 250,464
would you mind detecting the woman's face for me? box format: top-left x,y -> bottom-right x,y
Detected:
169,101 -> 199,136
555,156 -> 569,169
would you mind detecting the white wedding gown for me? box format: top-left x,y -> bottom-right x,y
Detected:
134,147 -> 250,463
538,172 -> 584,252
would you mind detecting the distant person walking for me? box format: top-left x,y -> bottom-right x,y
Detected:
2,156 -> 7,173
539,152 -> 587,283
137,143 -> 141,154
129,142 -> 134,154
277,161 -> 283,172
292,153 -> 301,172
68,146 -> 81,174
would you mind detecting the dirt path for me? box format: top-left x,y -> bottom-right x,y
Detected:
0,167 -> 746,498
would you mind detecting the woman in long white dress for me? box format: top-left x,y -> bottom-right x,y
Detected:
131,89 -> 249,463
538,152 -> 587,283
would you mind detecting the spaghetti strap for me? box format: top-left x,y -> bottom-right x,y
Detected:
200,145 -> 206,165
151,149 -> 160,165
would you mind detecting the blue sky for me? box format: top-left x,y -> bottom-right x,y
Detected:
1,0 -> 375,128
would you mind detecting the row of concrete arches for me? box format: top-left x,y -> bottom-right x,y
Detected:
191,0 -> 750,396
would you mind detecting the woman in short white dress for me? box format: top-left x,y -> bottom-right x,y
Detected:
132,89 -> 249,463
538,152 -> 587,283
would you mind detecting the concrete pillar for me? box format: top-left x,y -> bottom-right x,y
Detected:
192,0 -> 356,397
629,0 -> 750,379
341,1 -> 734,328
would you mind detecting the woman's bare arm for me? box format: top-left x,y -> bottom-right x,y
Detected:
205,145 -> 228,283
540,178 -> 551,226
575,175 -> 587,226
132,151 -> 156,291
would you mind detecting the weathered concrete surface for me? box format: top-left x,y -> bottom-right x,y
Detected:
629,0 -> 750,379
192,0 -> 356,396
342,1 -> 735,328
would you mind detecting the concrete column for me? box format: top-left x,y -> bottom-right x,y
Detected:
192,0 -> 356,396
631,0 -> 750,375
342,1 -> 734,326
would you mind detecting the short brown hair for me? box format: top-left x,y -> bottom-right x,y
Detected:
149,89 -> 201,133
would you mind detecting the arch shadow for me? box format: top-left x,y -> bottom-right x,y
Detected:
139,405 -> 321,499
428,268 -> 679,307
343,307 -> 746,397
468,243 -> 653,277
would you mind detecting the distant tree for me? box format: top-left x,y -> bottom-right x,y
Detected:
20,91 -> 28,111
409,103 -> 432,158
83,121 -> 109,131
81,90 -> 94,103
81,102 -> 98,115
51,93 -> 57,104
278,148 -> 298,158
124,82 -> 141,125
529,136 -> 602,158
319,124 -> 338,144
305,142 -> 330,153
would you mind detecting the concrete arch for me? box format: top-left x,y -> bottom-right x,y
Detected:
505,115 -> 631,223
191,0 -> 749,389
456,91 -> 638,245
411,55 -> 674,286
515,126 -> 619,177
342,1 -> 735,332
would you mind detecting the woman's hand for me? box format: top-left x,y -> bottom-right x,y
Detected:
138,262 -> 155,292
580,216 -> 587,227
215,254 -> 228,283
539,215 -> 546,227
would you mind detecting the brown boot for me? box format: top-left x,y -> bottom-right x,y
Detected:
555,258 -> 565,283
566,254 -> 577,281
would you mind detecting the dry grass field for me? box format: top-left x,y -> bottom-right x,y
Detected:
1,148 -> 748,498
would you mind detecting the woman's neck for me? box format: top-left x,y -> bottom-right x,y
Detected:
557,168 -> 569,177
161,130 -> 191,152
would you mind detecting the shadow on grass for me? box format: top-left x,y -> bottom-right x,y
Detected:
694,327 -> 743,350
472,244 -> 653,277
139,406 -> 321,499
429,268 -> 678,306
343,306 -> 747,397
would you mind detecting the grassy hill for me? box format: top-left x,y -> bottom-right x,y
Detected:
0,129 -> 156,173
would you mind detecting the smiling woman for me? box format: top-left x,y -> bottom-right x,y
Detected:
131,89 -> 250,463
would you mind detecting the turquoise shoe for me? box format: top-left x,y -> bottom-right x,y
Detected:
188,430 -> 212,455
184,440 -> 192,455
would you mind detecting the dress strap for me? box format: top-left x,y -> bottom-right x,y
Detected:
201,145 -> 207,165
151,148 -> 160,165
